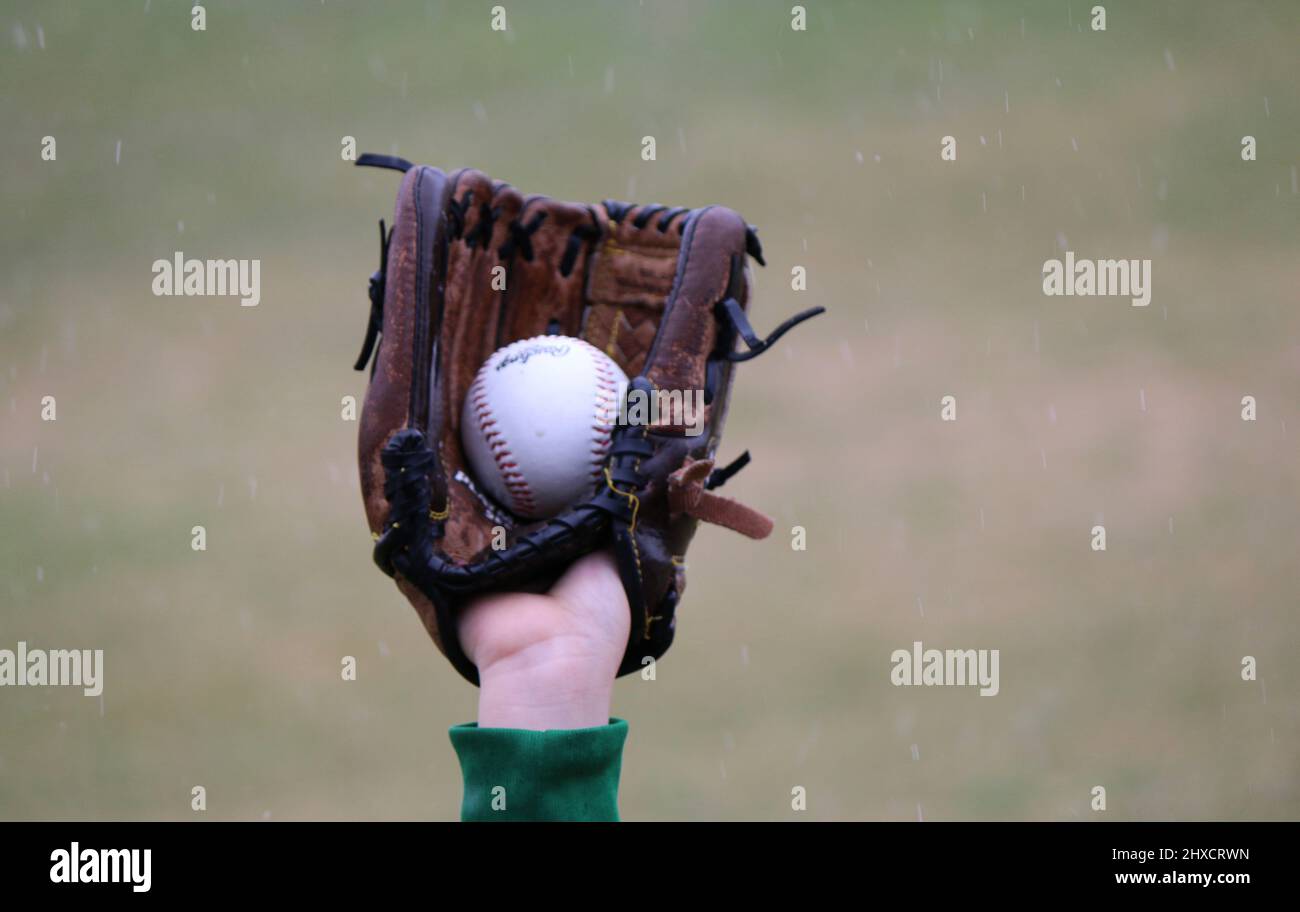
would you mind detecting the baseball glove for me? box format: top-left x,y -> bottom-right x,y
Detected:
351,154 -> 823,684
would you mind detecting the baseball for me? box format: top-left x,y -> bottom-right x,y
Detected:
461,335 -> 629,520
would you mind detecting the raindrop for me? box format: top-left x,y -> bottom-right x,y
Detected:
1151,224 -> 1169,253
12,23 -> 28,50
910,744 -> 920,761
115,140 -> 122,165
1163,48 -> 1176,72
36,566 -> 44,583
1139,388 -> 1147,412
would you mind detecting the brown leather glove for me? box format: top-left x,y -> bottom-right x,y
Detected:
351,154 -> 823,684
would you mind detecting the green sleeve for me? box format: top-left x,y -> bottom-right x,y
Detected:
448,718 -> 628,822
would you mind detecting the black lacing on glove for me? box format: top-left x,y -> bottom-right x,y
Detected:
559,208 -> 602,277
705,451 -> 751,490
467,202 -> 498,249
603,200 -> 688,234
717,297 -> 825,362
446,190 -> 473,240
498,211 -> 548,261
710,248 -> 823,363
354,218 -> 393,373
373,428 -> 439,576
356,153 -> 413,173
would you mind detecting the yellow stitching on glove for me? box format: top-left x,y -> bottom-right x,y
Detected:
605,308 -> 623,359
605,462 -> 648,636
603,466 -> 640,534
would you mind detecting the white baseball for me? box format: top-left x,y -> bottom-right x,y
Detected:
461,335 -> 628,520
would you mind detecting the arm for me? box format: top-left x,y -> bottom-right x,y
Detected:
448,550 -> 631,821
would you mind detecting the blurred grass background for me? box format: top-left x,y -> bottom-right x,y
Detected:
1,0 -> 1297,820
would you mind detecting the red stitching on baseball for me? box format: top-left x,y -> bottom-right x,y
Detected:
580,339 -> 620,483
469,366 -> 538,515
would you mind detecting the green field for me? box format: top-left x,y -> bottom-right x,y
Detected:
1,1 -> 1297,820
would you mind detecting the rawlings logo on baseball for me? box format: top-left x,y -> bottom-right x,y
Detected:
493,341 -> 574,369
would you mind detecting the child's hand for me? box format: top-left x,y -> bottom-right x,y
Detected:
458,550 -> 630,730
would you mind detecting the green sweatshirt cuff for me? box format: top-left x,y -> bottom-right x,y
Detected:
449,718 -> 628,822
